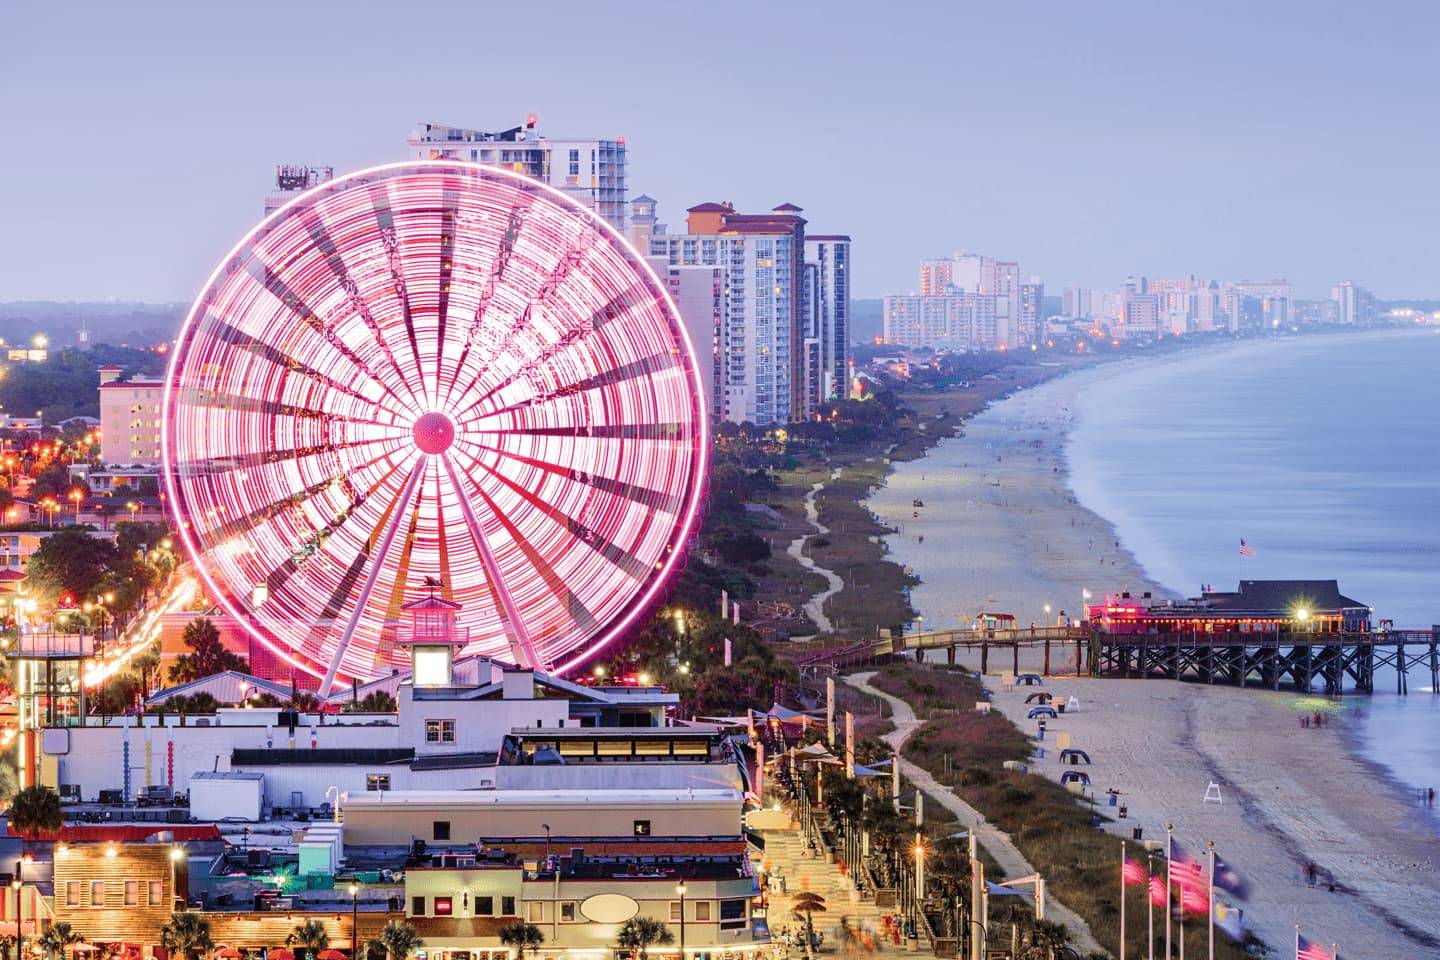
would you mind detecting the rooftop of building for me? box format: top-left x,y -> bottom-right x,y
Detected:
342,787 -> 741,808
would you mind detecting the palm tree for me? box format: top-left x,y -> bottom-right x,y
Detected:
38,921 -> 82,960
0,934 -> 15,960
497,922 -> 543,960
615,918 -> 673,960
378,920 -> 424,960
159,912 -> 214,960
287,919 -> 330,960
7,785 -> 62,839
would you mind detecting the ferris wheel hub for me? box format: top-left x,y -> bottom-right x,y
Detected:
412,411 -> 456,455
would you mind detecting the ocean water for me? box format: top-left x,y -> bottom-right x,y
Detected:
1064,328 -> 1440,798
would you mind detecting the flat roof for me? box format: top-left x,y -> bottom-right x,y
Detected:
192,771 -> 263,781
345,788 -> 741,807
507,725 -> 721,739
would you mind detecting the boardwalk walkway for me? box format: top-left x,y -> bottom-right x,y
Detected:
844,672 -> 1101,957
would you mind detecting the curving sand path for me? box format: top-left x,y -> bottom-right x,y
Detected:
787,479 -> 845,634
846,671 -> 1102,956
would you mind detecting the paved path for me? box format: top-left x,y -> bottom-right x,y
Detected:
786,478 -> 845,633
760,827 -> 917,958
845,672 -> 1103,957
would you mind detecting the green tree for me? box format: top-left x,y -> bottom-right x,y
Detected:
7,784 -> 62,839
38,921 -> 82,960
615,918 -> 673,960
159,912 -> 213,960
344,691 -> 397,713
498,922 -> 542,960
168,618 -> 246,683
287,919 -> 330,960
25,528 -> 118,599
378,920 -> 424,960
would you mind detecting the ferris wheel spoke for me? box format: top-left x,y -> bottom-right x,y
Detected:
467,350 -> 679,423
462,448 -> 651,582
190,440 -> 403,546
201,314 -> 409,419
438,453 -> 540,669
173,434 -> 404,477
172,387 -> 403,430
244,258 -> 418,417
300,211 -> 426,412
433,184 -> 460,403
445,453 -> 601,647
446,282 -> 650,420
453,437 -> 685,515
369,186 -> 431,409
230,450 -> 416,605
438,224 -> 591,409
474,422 -> 690,441
319,454 -> 428,695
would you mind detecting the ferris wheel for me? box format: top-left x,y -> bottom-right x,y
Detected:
163,162 -> 707,692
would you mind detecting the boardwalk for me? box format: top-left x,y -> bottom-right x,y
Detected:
842,672 -> 1101,956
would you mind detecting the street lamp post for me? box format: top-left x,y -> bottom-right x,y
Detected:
676,882 -> 686,960
12,866 -> 22,960
170,846 -> 186,910
349,882 -> 359,956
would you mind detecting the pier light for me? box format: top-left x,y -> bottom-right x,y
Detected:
1295,608 -> 1310,622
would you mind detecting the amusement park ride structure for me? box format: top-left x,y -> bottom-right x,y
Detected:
162,162 -> 708,693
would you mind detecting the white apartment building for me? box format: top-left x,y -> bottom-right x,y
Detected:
805,235 -> 851,401
648,202 -> 807,426
98,367 -> 164,466
882,292 -> 1002,348
408,118 -> 628,232
1331,280 -> 1374,325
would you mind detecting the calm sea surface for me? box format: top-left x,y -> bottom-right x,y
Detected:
1065,328 -> 1440,797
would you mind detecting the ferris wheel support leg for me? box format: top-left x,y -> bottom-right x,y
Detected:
441,453 -> 543,670
320,456 -> 428,696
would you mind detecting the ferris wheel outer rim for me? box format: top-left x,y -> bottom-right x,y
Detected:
161,159 -> 711,685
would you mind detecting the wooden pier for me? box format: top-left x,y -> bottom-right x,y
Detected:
796,626 -> 1440,695
1090,629 -> 1440,694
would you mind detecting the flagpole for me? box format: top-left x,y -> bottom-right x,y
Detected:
1206,841 -> 1215,960
1165,824 -> 1173,960
1294,923 -> 1300,960
1147,854 -> 1155,960
1120,841 -> 1127,960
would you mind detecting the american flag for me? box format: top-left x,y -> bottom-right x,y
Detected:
1122,853 -> 1147,887
1239,539 -> 1255,558
1296,931 -> 1334,960
1149,873 -> 1167,908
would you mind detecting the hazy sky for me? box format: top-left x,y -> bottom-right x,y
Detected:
2,1 -> 1437,303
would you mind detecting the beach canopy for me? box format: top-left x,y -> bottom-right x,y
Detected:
1024,692 -> 1054,704
1016,674 -> 1044,685
1059,748 -> 1092,765
1027,706 -> 1058,719
1059,770 -> 1091,785
852,763 -> 890,778
986,881 -> 1035,899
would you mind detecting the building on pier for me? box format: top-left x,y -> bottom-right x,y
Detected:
1087,580 -> 1371,635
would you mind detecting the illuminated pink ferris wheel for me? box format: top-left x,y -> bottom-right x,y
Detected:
163,162 -> 707,692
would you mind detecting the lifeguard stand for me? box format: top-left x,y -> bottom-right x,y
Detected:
396,590 -> 469,687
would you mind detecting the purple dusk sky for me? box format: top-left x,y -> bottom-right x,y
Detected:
1,0 -> 1436,302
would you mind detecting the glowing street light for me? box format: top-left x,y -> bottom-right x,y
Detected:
68,487 -> 84,524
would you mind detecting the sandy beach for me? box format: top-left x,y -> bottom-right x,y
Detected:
865,369 -> 1440,956
871,367 -> 1171,633
982,675 -> 1440,957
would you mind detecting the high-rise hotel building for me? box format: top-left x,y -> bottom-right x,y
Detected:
407,117 -> 628,232
644,202 -> 849,426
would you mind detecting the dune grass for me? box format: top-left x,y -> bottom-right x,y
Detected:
871,663 -> 1263,960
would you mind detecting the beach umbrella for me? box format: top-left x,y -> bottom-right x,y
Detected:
317,951 -> 348,960
791,892 -> 826,903
213,951 -> 242,960
268,950 -> 295,960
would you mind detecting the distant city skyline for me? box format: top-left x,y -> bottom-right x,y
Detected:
2,1 -> 1437,302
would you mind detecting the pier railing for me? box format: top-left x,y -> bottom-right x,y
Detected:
1091,628 -> 1440,694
